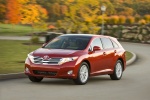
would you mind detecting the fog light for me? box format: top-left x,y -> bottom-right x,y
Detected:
67,70 -> 73,75
25,67 -> 29,72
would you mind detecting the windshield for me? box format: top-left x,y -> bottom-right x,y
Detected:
44,35 -> 91,50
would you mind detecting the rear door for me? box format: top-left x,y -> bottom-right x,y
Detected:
100,37 -> 115,70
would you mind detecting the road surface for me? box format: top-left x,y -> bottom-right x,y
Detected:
0,42 -> 150,100
0,36 -> 45,41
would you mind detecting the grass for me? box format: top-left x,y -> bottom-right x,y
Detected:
126,51 -> 133,61
0,40 -> 41,74
0,24 -> 46,36
0,40 -> 133,74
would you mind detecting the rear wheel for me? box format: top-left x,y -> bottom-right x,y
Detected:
28,75 -> 43,82
73,62 -> 89,85
110,60 -> 123,80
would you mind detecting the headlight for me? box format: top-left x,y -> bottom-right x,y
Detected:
27,52 -> 34,63
58,57 -> 78,65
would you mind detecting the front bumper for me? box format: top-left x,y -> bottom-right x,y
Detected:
25,58 -> 79,79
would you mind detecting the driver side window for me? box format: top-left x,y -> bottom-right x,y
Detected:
89,38 -> 103,51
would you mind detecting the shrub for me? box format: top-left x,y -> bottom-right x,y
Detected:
109,16 -> 119,24
138,19 -> 146,25
31,36 -> 40,44
126,16 -> 135,24
135,15 -> 141,23
104,16 -> 109,24
144,15 -> 150,23
119,16 -> 126,24
56,20 -> 63,29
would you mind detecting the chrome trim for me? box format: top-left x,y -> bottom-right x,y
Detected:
32,56 -> 61,65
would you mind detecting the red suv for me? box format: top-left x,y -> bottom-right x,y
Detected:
25,34 -> 126,85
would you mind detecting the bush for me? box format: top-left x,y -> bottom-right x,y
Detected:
56,20 -> 63,29
144,15 -> 150,23
119,16 -> 126,24
109,16 -> 119,24
104,16 -> 109,24
135,15 -> 141,23
31,36 -> 40,44
126,16 -> 135,24
138,19 -> 146,25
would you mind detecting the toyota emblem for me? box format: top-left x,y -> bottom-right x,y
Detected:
43,55 -> 49,60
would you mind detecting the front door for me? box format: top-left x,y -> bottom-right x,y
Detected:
88,38 -> 106,73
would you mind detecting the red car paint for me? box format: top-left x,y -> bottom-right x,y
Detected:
25,34 -> 126,84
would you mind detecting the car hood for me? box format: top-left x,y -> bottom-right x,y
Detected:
33,48 -> 82,57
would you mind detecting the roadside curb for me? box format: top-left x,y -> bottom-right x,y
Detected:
0,72 -> 27,80
126,52 -> 137,66
0,52 -> 137,81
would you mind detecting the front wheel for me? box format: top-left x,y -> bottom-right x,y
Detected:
110,60 -> 123,80
73,62 -> 89,85
28,75 -> 43,82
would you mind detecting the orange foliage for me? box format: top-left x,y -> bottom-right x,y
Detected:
126,16 -> 135,24
138,19 -> 146,25
119,15 -> 126,24
60,5 -> 68,15
6,0 -> 21,24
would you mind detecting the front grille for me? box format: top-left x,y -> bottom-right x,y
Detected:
33,57 -> 61,65
33,70 -> 57,76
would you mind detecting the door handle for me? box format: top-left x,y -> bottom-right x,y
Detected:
103,52 -> 106,55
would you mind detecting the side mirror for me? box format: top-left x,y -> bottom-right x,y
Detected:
93,46 -> 101,51
42,43 -> 47,47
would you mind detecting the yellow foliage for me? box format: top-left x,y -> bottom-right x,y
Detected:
20,4 -> 47,25
68,0 -> 74,2
126,16 -> 135,24
17,0 -> 36,4
109,16 -> 119,24
119,16 -> 126,24
138,19 -> 146,25
144,15 -> 150,23
17,0 -> 29,4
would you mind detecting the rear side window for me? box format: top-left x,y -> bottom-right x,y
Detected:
111,40 -> 119,48
101,38 -> 113,49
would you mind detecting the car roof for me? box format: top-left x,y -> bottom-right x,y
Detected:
60,34 -> 116,39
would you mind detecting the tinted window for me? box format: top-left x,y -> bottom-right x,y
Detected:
90,38 -> 103,50
44,36 -> 91,50
101,38 -> 113,49
111,40 -> 119,48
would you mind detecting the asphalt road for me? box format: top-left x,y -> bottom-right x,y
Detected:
0,42 -> 150,100
0,36 -> 45,41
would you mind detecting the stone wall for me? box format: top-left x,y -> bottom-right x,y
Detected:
104,24 -> 150,43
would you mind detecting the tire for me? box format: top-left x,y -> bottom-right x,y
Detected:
28,75 -> 43,82
110,60 -> 123,80
73,62 -> 89,85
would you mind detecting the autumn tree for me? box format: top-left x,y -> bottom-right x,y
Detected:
0,0 -> 6,21
19,0 -> 48,28
2,0 -> 150,27
133,1 -> 150,16
5,0 -> 21,24
36,0 -> 68,21
60,0 -> 102,34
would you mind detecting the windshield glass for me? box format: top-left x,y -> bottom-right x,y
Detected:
44,35 -> 91,50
